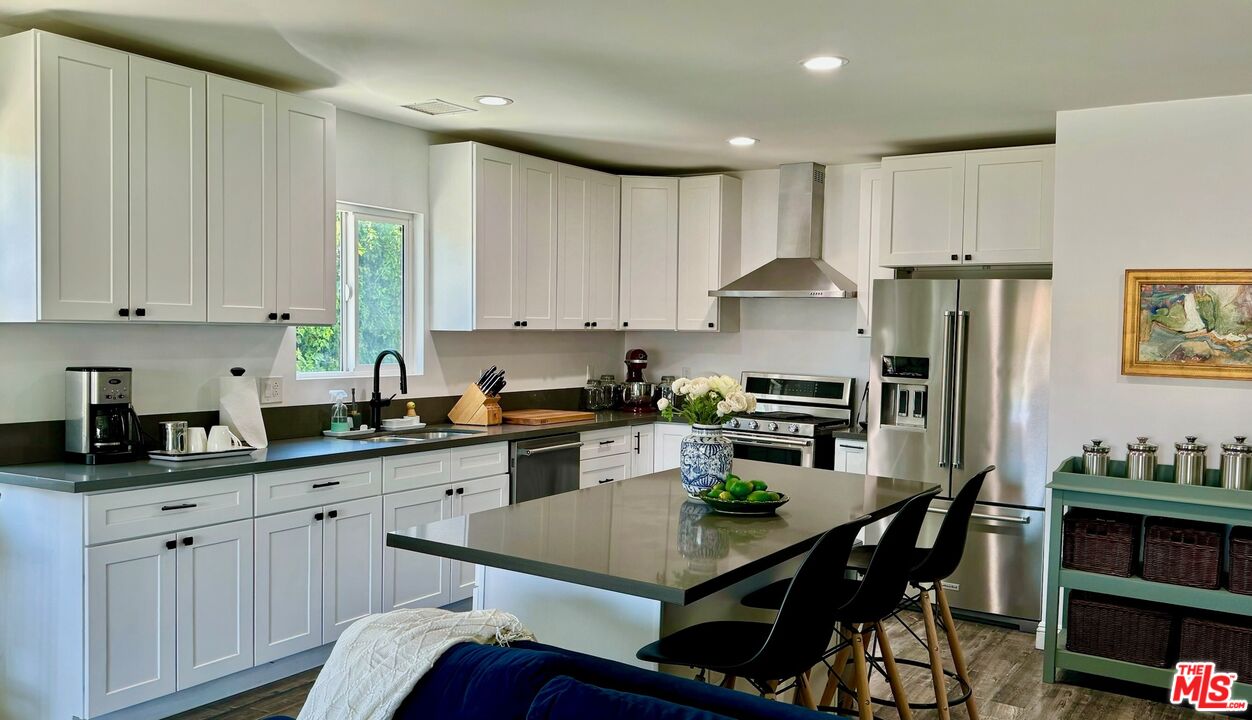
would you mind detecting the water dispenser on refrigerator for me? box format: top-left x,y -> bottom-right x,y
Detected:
879,356 -> 929,429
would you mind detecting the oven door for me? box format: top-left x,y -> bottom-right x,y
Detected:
723,431 -> 816,468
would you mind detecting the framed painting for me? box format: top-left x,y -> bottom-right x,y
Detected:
1122,269 -> 1252,380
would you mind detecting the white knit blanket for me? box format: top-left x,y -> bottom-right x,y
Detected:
297,609 -> 535,720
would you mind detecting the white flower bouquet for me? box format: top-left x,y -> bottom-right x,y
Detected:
658,375 -> 757,426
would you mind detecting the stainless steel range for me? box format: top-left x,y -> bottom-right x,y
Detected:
723,371 -> 854,469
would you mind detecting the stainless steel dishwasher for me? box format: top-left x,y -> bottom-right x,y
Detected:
510,433 -> 582,503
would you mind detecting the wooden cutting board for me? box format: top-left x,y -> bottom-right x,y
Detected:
502,409 -> 598,425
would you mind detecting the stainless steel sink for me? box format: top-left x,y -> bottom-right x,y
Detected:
394,430 -> 482,440
357,435 -> 424,444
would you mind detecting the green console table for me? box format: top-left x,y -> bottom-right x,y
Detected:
1043,458 -> 1252,694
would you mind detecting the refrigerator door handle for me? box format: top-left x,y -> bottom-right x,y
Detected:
952,310 -> 970,469
938,310 -> 956,469
927,506 -> 1030,525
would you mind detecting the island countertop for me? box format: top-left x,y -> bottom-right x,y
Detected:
387,460 -> 939,605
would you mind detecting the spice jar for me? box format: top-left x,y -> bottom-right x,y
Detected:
1126,436 -> 1158,482
1082,439 -> 1110,476
1174,436 -> 1208,486
1220,436 -> 1252,491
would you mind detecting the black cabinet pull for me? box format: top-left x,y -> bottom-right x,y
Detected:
165,539 -> 177,550
599,440 -> 614,445
950,254 -> 959,261
314,512 -> 324,521
281,312 -> 291,320
591,322 -> 597,327
455,487 -> 465,495
327,510 -> 338,519
964,254 -> 972,261
311,481 -> 340,489
182,536 -> 194,546
268,312 -> 278,320
520,321 -> 528,327
513,321 -> 521,327
622,321 -> 629,327
634,432 -> 641,453
857,328 -> 865,335
584,322 -> 590,327
445,488 -> 454,496
161,503 -> 197,511
135,308 -> 146,317
599,478 -> 614,484
118,308 -> 130,317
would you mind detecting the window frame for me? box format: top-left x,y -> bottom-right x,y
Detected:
296,202 -> 422,380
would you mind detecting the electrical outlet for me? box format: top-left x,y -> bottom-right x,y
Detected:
261,376 -> 283,404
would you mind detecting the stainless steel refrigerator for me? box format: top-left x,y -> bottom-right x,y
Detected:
867,278 -> 1050,630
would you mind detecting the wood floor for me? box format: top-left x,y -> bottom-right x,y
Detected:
169,612 -> 1201,720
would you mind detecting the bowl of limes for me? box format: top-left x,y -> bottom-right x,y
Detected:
698,474 -> 789,516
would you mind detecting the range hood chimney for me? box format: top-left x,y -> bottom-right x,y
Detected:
710,162 -> 857,298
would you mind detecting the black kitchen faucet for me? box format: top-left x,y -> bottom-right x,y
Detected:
369,350 -> 408,429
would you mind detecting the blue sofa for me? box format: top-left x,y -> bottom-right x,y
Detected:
269,640 -> 844,719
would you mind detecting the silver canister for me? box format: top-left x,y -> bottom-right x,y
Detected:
1174,436 -> 1208,486
159,420 -> 189,454
1220,436 -> 1252,491
1082,439 -> 1111,476
1126,436 -> 1159,482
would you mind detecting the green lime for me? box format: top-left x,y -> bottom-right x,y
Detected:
749,480 -> 768,492
766,491 -> 781,502
717,491 -> 735,501
727,479 -> 753,499
710,482 -> 726,495
747,490 -> 773,502
724,473 -> 741,486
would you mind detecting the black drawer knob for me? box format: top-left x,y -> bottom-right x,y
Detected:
964,254 -> 972,261
455,487 -> 465,495
708,322 -> 714,328
584,322 -> 590,327
327,510 -> 338,519
513,321 -> 521,327
268,312 -> 279,320
182,536 -> 194,546
281,312 -> 291,320
520,321 -> 528,327
165,539 -> 177,550
118,308 -> 130,317
950,254 -> 959,261
135,308 -> 146,317
591,322 -> 597,327
445,488 -> 453,496
314,511 -> 324,521
857,328 -> 865,335
622,321 -> 629,328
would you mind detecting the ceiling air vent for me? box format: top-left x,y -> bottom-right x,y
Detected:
401,99 -> 476,116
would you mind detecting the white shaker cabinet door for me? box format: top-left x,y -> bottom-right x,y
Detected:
962,146 -> 1054,265
654,423 -> 687,472
322,496 -> 383,643
383,487 -> 453,611
36,33 -> 130,322
517,154 -> 558,329
631,424 -> 655,478
450,474 -> 510,602
254,508 -> 322,664
86,534 -> 177,716
175,519 -> 253,690
619,177 -> 678,330
878,153 -> 964,268
585,170 -> 621,329
208,76 -> 277,323
128,57 -> 207,322
555,164 -> 591,329
276,93 -> 336,326
676,175 -> 721,331
473,143 -> 522,329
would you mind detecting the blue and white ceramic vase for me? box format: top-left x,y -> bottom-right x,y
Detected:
680,424 -> 734,497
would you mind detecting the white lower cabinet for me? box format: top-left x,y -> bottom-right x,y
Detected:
834,438 -> 868,474
322,496 -> 383,643
450,474 -> 510,602
86,534 -> 177,716
579,453 -> 630,490
383,486 -> 453,611
654,423 -> 688,472
631,425 -> 655,477
175,519 -> 254,689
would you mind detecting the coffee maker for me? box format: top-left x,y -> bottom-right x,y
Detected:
66,367 -> 143,464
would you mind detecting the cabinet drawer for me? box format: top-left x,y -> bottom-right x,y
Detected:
86,476 -> 252,545
580,427 -> 631,459
254,459 -> 381,516
450,442 -> 508,482
580,454 -> 630,489
383,450 -> 452,493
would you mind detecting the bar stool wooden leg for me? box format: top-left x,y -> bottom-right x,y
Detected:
875,620 -> 914,720
920,586 -> 952,720
851,623 -> 873,720
822,626 -> 853,709
792,672 -> 818,709
719,674 -> 737,690
936,584 -> 979,720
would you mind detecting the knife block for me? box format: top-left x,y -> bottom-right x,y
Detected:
447,383 -> 502,426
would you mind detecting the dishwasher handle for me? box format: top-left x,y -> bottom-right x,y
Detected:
520,441 -> 584,457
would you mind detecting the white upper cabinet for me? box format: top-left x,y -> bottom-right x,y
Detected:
962,146 -> 1054,265
276,94 -> 337,325
676,175 -> 740,332
129,57 -> 207,322
556,164 -> 620,330
517,155 -> 559,329
878,145 -> 1054,268
207,76 -> 277,323
856,167 -> 893,337
619,176 -> 679,330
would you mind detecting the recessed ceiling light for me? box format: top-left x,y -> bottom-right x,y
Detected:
728,136 -> 758,147
802,56 -> 849,71
475,95 -> 513,106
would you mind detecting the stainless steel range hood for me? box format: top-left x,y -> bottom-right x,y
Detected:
710,162 -> 857,299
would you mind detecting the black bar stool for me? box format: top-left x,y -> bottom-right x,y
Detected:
742,490 -> 939,720
847,465 -> 995,720
636,514 -> 873,710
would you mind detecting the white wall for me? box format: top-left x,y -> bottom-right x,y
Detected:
1047,94 -> 1252,471
627,164 -> 873,410
0,110 -> 621,423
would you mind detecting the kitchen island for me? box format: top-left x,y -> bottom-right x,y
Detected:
388,460 -> 937,668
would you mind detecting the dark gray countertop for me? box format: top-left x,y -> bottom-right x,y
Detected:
0,412 -> 665,493
387,460 -> 938,605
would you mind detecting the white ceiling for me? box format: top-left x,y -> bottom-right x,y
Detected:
3,0 -> 1251,172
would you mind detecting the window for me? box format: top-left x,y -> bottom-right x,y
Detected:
296,204 -> 419,377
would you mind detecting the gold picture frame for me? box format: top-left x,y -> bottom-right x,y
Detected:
1122,269 -> 1252,380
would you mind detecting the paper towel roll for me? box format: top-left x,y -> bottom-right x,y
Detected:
219,376 -> 268,449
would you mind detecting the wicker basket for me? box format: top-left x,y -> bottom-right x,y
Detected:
1066,591 -> 1176,667
1061,510 -> 1139,577
1230,527 -> 1252,595
1180,614 -> 1252,679
1142,518 -> 1222,589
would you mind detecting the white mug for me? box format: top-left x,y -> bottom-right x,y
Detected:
207,425 -> 244,452
186,427 -> 208,453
